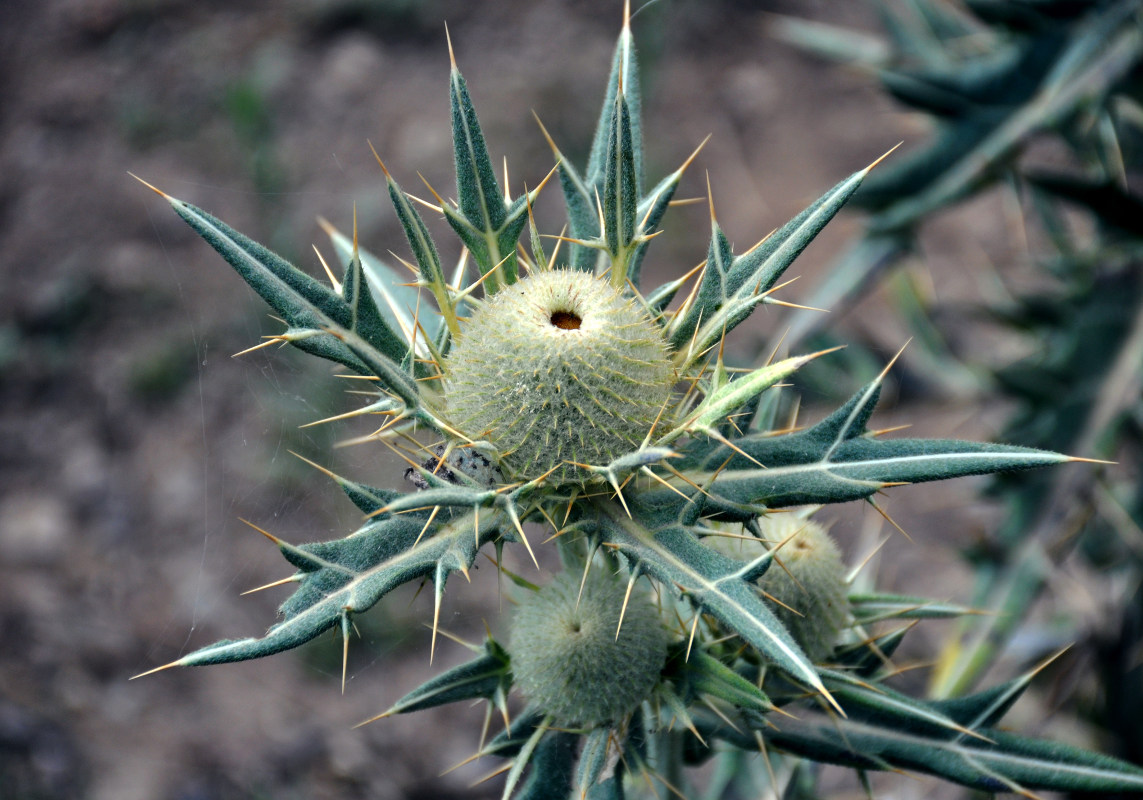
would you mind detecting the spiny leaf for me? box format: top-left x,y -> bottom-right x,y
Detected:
575,728 -> 613,800
930,675 -> 1035,730
290,451 -> 405,517
587,8 -> 643,192
341,242 -> 410,366
832,625 -> 911,677
150,509 -> 503,667
447,51 -> 534,288
849,592 -> 979,623
171,200 -> 347,325
690,381 -> 1070,510
380,164 -> 460,335
879,34 -> 1063,118
545,11 -> 644,275
819,669 -> 982,741
379,485 -> 499,515
380,639 -> 510,716
627,141 -> 701,287
662,350 -> 831,443
482,707 -> 546,760
595,501 -> 833,711
450,65 -> 505,231
670,162 -> 877,361
165,195 -> 420,404
757,709 -> 1143,793
676,647 -> 773,714
603,93 -> 638,287
324,222 -> 438,353
516,732 -> 578,800
867,2 -> 1143,231
340,478 -> 406,517
545,143 -> 600,273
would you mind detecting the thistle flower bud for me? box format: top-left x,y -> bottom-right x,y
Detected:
509,571 -> 668,727
443,270 -> 673,482
758,515 -> 848,662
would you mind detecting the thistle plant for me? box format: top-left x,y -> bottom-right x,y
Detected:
134,4 -> 1143,797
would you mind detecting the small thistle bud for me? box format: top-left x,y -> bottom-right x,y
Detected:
443,270 -> 674,482
509,571 -> 668,727
758,516 -> 848,662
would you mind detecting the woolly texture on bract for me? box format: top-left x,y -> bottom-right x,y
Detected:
509,571 -> 668,727
443,270 -> 673,482
758,515 -> 848,662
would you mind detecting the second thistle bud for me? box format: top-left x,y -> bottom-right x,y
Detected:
758,515 -> 849,662
509,571 -> 668,727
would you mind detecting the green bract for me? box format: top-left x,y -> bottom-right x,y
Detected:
135,4 -> 1143,799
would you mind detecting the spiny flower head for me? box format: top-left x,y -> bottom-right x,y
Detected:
444,269 -> 674,482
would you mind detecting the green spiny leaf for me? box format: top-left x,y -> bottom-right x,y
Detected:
164,194 -> 420,404
759,710 -> 1143,793
547,145 -> 600,273
819,668 -> 981,740
679,647 -> 773,714
690,381 -> 1071,509
670,162 -> 877,361
662,350 -> 831,443
868,2 -> 1143,231
832,625 -> 910,676
380,163 -> 460,336
154,508 -> 502,667
448,50 -> 525,287
342,242 -> 411,366
323,220 -> 438,352
382,638 -> 510,715
482,707 -> 546,760
516,732 -> 578,800
450,59 -> 506,232
575,728 -> 613,799
588,10 -> 643,193
595,502 -> 834,711
378,485 -> 499,514
626,144 -> 699,287
169,198 -> 346,326
849,592 -> 979,623
930,674 -> 1035,730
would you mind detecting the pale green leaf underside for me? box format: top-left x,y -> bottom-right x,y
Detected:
325,224 -> 437,355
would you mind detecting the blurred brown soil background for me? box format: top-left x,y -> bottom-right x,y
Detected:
0,1 -> 1112,798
